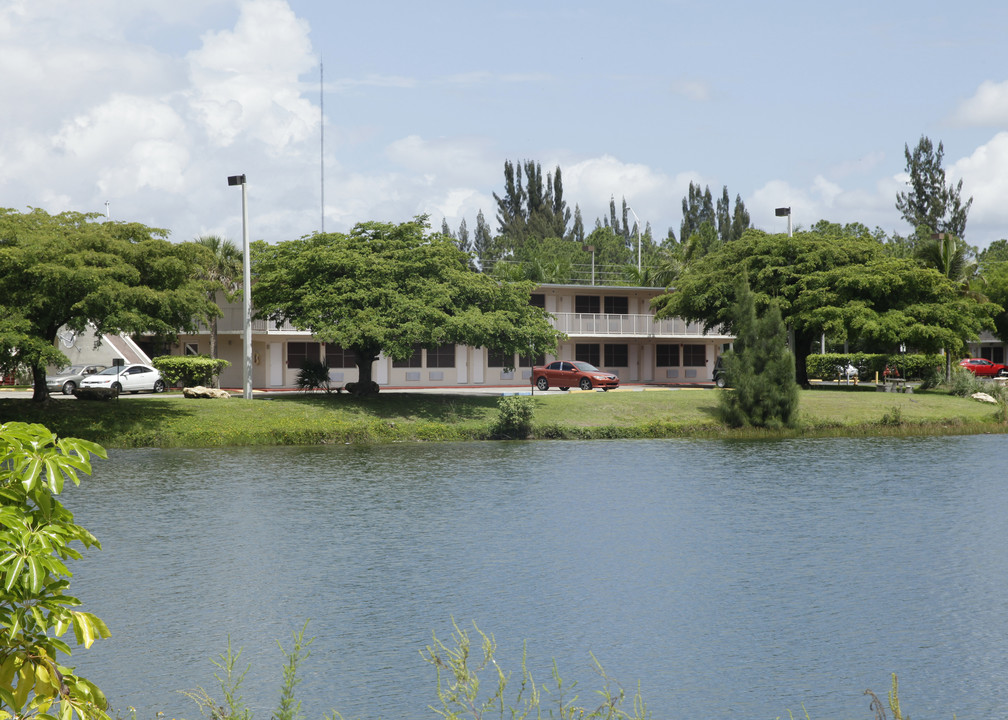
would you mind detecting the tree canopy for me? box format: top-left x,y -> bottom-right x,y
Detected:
652,229 -> 1000,386
0,208 -> 216,401
251,217 -> 563,394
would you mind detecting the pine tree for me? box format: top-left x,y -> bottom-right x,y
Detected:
895,135 -> 972,238
680,182 -> 715,242
716,186 -> 732,244
456,218 -> 471,254
570,205 -> 585,244
550,166 -> 571,239
730,194 -> 751,242
473,209 -> 496,270
494,160 -> 526,247
719,275 -> 799,428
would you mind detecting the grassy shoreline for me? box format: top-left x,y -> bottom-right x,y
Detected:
1,386 -> 1005,447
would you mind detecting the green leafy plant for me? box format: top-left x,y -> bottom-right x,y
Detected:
295,361 -> 333,394
152,356 -> 230,388
493,396 -> 535,439
0,421 -> 111,720
880,406 -> 904,427
947,366 -> 984,397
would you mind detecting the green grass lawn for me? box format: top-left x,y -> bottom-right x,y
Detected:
0,386 -> 1003,447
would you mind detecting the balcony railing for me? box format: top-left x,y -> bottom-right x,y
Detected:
552,312 -> 727,338
202,307 -> 726,339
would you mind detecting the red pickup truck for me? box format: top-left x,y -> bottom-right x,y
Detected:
531,360 -> 620,392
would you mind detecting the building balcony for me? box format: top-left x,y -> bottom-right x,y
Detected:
552,312 -> 728,339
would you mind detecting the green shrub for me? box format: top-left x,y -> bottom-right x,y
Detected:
948,366 -> 984,397
493,395 -> 535,439
152,355 -> 230,387
805,353 -> 943,381
295,359 -> 334,393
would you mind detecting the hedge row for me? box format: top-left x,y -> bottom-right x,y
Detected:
805,352 -> 944,381
152,355 -> 230,387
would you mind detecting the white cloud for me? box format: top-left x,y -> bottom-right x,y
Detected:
954,80 -> 1008,127
563,155 -> 696,235
951,131 -> 1008,236
385,135 -> 498,184
187,0 -> 318,152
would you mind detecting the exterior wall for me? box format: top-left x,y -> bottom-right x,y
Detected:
968,331 -> 1007,365
168,284 -> 734,388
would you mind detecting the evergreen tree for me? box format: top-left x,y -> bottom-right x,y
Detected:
473,209 -> 496,270
440,218 -> 454,240
494,160 -> 526,247
550,166 -> 572,239
729,194 -> 751,242
456,217 -> 471,254
719,275 -> 799,428
895,135 -> 972,238
570,205 -> 585,244
493,159 -> 571,250
680,182 -> 715,242
716,187 -> 732,244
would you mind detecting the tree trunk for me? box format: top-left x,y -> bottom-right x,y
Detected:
353,347 -> 381,395
793,329 -> 815,388
209,316 -> 219,387
31,364 -> 50,402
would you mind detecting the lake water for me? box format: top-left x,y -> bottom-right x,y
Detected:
65,436 -> 1008,719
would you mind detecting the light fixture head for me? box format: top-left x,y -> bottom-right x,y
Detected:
227,174 -> 246,186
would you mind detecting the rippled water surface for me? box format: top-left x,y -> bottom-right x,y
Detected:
66,436 -> 1008,719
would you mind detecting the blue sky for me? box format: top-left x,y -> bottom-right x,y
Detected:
4,0 -> 1008,249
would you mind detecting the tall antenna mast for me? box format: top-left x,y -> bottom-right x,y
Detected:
320,62 -> 325,233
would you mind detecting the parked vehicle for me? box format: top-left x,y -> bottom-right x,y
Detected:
79,364 -> 166,393
713,356 -> 728,388
46,364 -> 108,395
958,357 -> 1008,378
531,361 -> 619,391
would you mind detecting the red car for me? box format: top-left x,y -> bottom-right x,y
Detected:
531,361 -> 620,391
959,357 -> 1008,377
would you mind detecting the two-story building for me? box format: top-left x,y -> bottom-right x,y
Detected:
163,284 -> 733,389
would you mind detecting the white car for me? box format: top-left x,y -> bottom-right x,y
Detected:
79,364 -> 166,394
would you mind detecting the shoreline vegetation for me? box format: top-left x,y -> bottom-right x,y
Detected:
1,386 -> 1005,448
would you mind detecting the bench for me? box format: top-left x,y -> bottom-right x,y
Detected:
877,378 -> 908,393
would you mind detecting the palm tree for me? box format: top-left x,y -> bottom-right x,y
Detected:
193,235 -> 242,366
916,232 -> 985,381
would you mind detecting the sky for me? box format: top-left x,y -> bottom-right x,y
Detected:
4,0 -> 1008,250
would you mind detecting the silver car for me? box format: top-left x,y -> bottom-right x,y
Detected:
46,364 -> 108,395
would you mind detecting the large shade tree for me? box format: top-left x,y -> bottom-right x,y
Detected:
652,229 -> 999,387
0,208 -> 217,402
251,217 -> 563,394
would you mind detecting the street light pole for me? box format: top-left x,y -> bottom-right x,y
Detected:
228,174 -> 253,400
626,204 -> 642,274
775,206 -> 792,237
